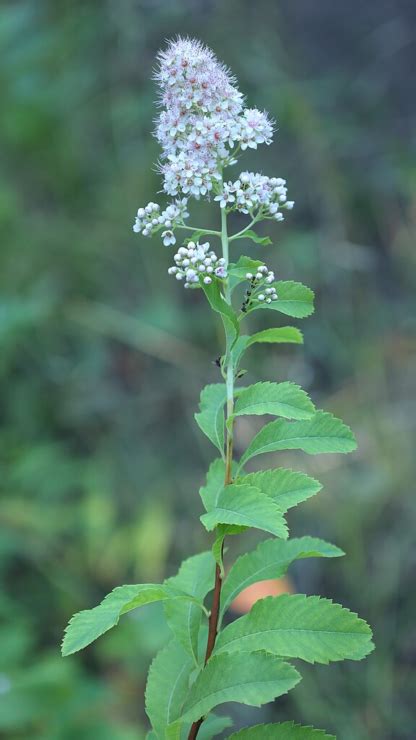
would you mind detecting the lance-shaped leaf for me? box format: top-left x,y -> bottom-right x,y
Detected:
61,584 -> 204,656
145,639 -> 193,739
199,458 -> 226,512
215,594 -> 374,664
248,281 -> 314,318
201,279 -> 239,350
220,537 -> 344,616
236,468 -> 322,513
195,384 -> 226,455
238,411 -> 357,470
228,721 -> 335,739
232,328 -> 303,371
180,652 -> 300,723
200,484 -> 288,539
233,382 -> 315,422
247,327 -> 304,346
164,551 -> 215,663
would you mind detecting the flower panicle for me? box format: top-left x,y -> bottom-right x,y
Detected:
132,37 -> 294,250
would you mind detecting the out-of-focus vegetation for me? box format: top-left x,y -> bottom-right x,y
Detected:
0,1 -> 415,738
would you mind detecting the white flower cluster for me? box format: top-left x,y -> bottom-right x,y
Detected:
168,241 -> 227,288
132,198 -> 189,244
215,171 -> 294,218
154,38 -> 274,198
241,264 -> 278,312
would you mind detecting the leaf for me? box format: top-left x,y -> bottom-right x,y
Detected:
197,714 -> 233,739
199,458 -> 226,512
180,652 -> 300,723
228,255 -> 264,279
231,328 -> 303,372
247,327 -> 304,346
231,335 -> 251,369
220,537 -> 344,616
195,384 -> 226,456
215,594 -> 374,664
212,533 -> 225,574
236,469 -> 322,513
238,411 -> 357,470
164,552 -> 215,663
61,584 -> 202,656
187,230 -> 207,243
234,230 -> 272,246
228,721 -> 335,738
249,281 -> 314,318
201,279 -> 239,350
233,382 -> 315,421
200,484 -> 288,539
145,639 -> 193,739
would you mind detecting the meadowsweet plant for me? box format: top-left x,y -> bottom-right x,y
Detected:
62,38 -> 374,739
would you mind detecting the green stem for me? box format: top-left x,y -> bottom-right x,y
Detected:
187,209 -> 234,740
229,212 -> 261,241
177,224 -> 221,237
221,208 -> 234,482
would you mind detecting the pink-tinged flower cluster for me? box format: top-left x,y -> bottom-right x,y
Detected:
215,171 -> 294,219
132,38 -> 293,247
132,198 -> 189,244
168,241 -> 227,288
154,37 -> 274,198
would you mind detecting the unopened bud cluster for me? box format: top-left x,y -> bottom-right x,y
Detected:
215,172 -> 294,219
168,241 -> 227,288
132,198 -> 189,244
241,264 -> 278,312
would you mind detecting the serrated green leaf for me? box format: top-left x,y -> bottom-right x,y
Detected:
233,382 -> 315,421
248,281 -> 314,318
195,385 -> 226,456
146,732 -> 158,740
180,652 -> 300,723
215,594 -> 374,664
220,537 -> 344,616
236,469 -> 322,513
200,458 -> 226,512
238,411 -> 357,470
200,484 -> 288,539
227,720 -> 335,738
201,279 -> 239,351
62,584 -> 203,656
197,713 -> 233,739
164,552 -> 215,663
145,639 -> 193,739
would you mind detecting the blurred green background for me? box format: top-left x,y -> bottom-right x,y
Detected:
1,1 -> 415,738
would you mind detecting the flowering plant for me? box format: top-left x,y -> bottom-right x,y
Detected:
62,38 -> 374,739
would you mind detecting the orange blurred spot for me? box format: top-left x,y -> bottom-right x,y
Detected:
230,576 -> 293,615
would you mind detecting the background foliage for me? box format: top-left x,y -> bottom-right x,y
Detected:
0,1 -> 415,738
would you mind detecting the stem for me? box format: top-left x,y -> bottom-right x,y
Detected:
177,224 -> 221,237
229,213 -> 261,241
187,207 -> 234,740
